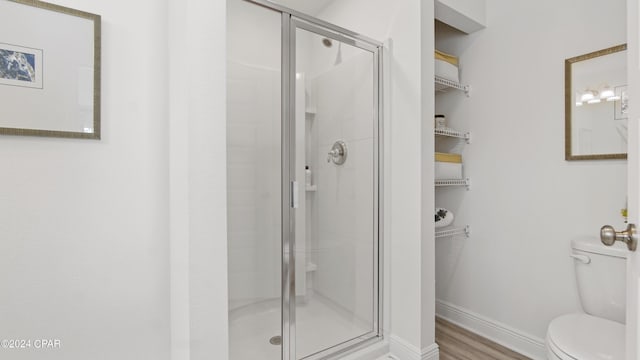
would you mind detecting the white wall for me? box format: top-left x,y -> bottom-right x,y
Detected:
434,0 -> 627,357
0,0 -> 170,359
421,1 -> 437,353
168,0 -> 229,359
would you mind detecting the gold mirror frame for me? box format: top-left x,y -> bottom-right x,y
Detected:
565,44 -> 627,160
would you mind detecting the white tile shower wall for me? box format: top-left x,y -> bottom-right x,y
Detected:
433,0 -> 627,346
295,74 -> 308,297
307,52 -> 375,325
227,0 -> 319,313
227,62 -> 282,309
226,0 -> 285,314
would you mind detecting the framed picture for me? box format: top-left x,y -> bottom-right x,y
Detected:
0,0 -> 101,139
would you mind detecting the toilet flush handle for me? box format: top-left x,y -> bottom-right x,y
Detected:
569,254 -> 591,264
600,223 -> 638,251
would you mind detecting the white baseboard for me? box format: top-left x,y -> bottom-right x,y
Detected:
389,335 -> 420,360
389,335 -> 439,360
421,343 -> 439,360
435,299 -> 546,360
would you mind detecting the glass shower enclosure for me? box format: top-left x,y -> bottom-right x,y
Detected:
227,1 -> 383,359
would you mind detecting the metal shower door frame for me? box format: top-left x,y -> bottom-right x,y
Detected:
244,1 -> 384,359
287,18 -> 383,360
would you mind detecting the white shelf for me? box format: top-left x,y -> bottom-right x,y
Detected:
435,128 -> 471,143
435,225 -> 470,239
306,185 -> 317,192
305,108 -> 317,117
435,76 -> 470,96
435,178 -> 470,188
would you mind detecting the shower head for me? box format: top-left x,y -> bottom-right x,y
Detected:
322,38 -> 333,47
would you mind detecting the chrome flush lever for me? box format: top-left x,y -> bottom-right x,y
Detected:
600,223 -> 638,251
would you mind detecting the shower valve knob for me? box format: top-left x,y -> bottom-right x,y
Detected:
327,140 -> 348,165
327,149 -> 340,162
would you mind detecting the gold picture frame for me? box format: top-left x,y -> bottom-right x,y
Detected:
0,0 -> 101,139
564,44 -> 627,160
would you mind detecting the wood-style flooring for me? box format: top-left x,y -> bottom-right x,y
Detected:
436,317 -> 531,360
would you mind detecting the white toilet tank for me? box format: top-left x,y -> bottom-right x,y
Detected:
572,236 -> 627,324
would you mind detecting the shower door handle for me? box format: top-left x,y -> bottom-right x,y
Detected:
291,181 -> 299,209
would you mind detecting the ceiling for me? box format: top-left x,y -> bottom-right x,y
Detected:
269,0 -> 336,16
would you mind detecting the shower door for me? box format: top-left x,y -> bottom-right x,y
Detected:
289,18 -> 382,360
227,2 -> 382,359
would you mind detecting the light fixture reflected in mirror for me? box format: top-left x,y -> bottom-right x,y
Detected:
600,87 -> 615,100
575,85 -> 621,107
580,90 -> 595,103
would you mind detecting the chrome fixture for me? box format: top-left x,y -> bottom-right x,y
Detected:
327,140 -> 348,165
269,336 -> 282,346
600,223 -> 638,251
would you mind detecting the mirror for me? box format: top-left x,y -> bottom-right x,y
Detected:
565,44 -> 627,160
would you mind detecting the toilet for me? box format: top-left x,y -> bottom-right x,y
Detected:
546,236 -> 627,359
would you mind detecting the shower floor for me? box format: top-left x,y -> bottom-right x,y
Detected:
229,294 -> 372,360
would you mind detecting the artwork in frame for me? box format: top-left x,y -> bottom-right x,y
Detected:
0,43 -> 43,89
0,0 -> 101,139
